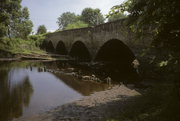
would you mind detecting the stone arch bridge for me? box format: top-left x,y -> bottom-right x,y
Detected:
44,19 -> 151,64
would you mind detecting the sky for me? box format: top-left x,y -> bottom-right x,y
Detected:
22,0 -> 125,33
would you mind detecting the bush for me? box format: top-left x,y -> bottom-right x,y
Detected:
28,34 -> 45,47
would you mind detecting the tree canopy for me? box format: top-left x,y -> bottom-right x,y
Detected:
0,0 -> 22,38
108,0 -> 180,52
15,7 -> 33,39
37,25 -> 47,34
57,12 -> 79,30
108,13 -> 126,22
0,0 -> 33,40
81,8 -> 105,26
57,8 -> 105,30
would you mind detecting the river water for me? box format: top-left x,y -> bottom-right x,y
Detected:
0,61 -> 109,121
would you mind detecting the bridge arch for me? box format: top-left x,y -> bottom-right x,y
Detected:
46,41 -> 54,53
55,41 -> 68,55
95,39 -> 135,64
94,39 -> 137,81
69,41 -> 91,61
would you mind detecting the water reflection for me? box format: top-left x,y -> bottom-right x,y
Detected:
0,68 -> 33,121
0,61 -> 109,121
56,73 -> 108,96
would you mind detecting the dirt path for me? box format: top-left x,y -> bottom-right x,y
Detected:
15,85 -> 141,121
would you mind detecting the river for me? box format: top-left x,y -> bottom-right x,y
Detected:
0,61 -> 110,121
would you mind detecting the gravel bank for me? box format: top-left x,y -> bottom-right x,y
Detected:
15,85 -> 141,121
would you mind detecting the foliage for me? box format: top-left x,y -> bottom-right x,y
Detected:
159,60 -> 168,67
65,21 -> 88,30
0,0 -> 33,40
28,34 -> 45,47
14,7 -> 33,39
107,13 -> 126,22
109,1 -> 180,68
0,35 -> 45,56
57,12 -> 79,30
0,0 -> 22,38
57,8 -> 105,30
109,0 -> 180,52
81,8 -> 105,26
107,0 -> 180,100
37,25 -> 47,34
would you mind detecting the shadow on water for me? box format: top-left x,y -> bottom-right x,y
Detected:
92,62 -> 141,83
52,60 -> 140,84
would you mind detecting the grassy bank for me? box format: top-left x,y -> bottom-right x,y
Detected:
0,34 -> 46,58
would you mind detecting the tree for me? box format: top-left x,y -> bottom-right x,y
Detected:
15,7 -> 33,39
81,8 -> 105,26
65,21 -> 88,30
57,12 -> 79,30
109,0 -> 180,97
0,0 -> 22,39
0,0 -> 8,38
37,25 -> 47,34
108,13 -> 126,22
0,0 -> 33,40
109,0 -> 180,52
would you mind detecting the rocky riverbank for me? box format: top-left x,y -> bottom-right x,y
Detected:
14,85 -> 141,121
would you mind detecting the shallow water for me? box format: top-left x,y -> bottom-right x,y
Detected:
0,61 -> 109,121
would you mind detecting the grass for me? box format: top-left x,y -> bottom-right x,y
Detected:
0,35 -> 46,57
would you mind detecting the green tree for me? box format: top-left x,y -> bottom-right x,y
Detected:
65,21 -> 88,30
109,0 -> 180,52
108,13 -> 126,22
0,1 -> 33,40
0,0 -> 22,39
57,12 -> 79,30
81,8 -> 105,26
15,7 -> 33,39
0,0 -> 8,38
37,25 -> 47,34
109,0 -> 180,97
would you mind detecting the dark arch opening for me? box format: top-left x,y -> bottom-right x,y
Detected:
94,39 -> 139,83
46,41 -> 54,53
55,41 -> 68,55
95,39 -> 135,63
69,41 -> 91,61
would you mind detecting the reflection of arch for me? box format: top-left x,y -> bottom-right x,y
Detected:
95,39 -> 135,64
46,41 -> 54,53
55,41 -> 68,55
69,41 -> 91,61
